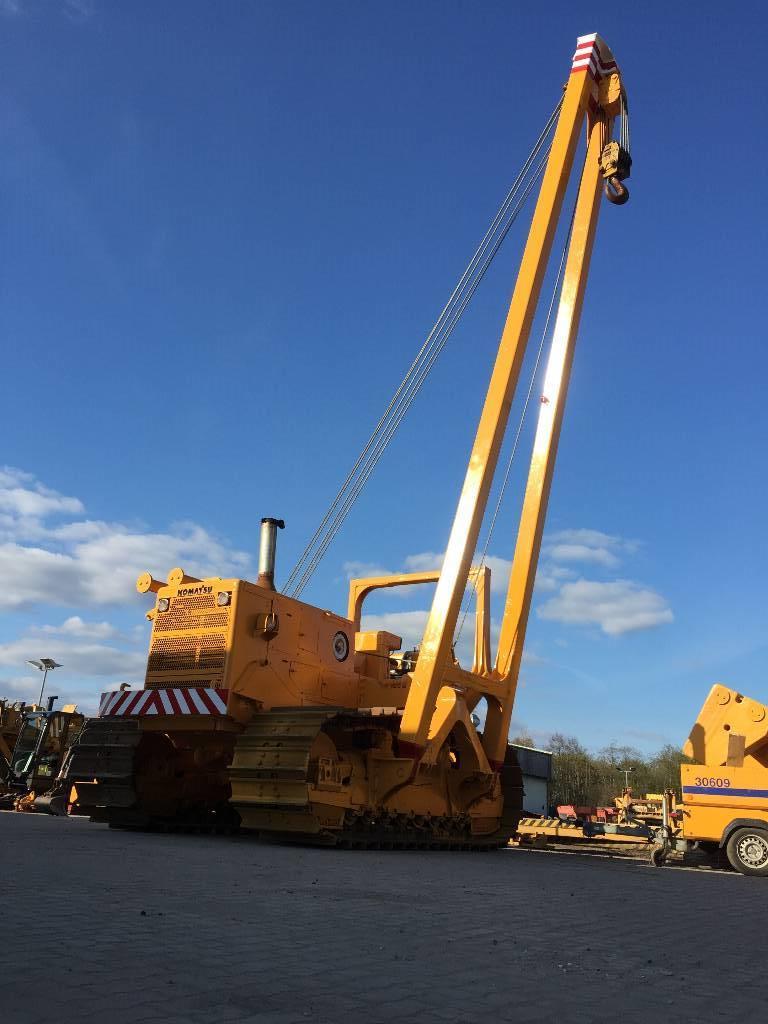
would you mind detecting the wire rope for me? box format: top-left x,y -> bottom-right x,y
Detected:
284,100 -> 563,597
288,149 -> 554,598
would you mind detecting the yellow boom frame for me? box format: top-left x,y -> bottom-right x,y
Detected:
388,34 -> 626,769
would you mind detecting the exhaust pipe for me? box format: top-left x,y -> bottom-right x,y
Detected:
257,517 -> 285,590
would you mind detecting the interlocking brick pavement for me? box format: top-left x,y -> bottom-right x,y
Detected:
1,813 -> 764,1023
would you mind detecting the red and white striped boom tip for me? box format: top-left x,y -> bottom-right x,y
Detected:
571,33 -> 617,81
98,687 -> 229,717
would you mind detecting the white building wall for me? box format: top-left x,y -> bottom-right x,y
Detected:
522,775 -> 548,816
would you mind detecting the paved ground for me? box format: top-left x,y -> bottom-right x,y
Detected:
1,813 -> 765,1023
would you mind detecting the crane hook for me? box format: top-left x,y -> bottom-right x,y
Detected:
604,175 -> 629,205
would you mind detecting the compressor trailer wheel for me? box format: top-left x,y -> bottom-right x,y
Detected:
726,827 -> 768,876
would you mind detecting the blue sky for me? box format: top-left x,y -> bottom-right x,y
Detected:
1,1 -> 766,753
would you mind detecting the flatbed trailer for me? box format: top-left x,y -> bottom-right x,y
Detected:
515,816 -> 651,846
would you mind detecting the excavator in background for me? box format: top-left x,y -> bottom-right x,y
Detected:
0,698 -> 84,812
60,32 -> 633,847
1,700 -> 27,783
652,686 -> 768,876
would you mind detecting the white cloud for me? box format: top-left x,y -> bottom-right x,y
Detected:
0,466 -> 251,710
0,613 -> 145,712
537,579 -> 673,636
38,616 -> 119,640
2,674 -> 46,704
0,467 -> 251,610
535,565 -> 575,593
343,560 -> 395,580
362,609 -> 481,667
0,618 -> 144,716
1,672 -> 131,715
544,528 -> 639,569
0,633 -> 146,678
361,610 -> 429,647
549,529 -> 619,548
403,551 -> 443,573
482,555 -> 514,595
548,543 -> 619,567
360,608 -> 541,674
349,527 -> 669,647
0,467 -> 84,543
0,467 -> 83,519
403,551 -> 514,596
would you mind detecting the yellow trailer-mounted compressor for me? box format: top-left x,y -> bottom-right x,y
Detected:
60,32 -> 633,848
652,685 -> 768,875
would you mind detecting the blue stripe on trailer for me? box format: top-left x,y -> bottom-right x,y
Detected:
683,786 -> 768,798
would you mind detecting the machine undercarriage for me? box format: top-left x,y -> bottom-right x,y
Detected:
65,708 -> 523,847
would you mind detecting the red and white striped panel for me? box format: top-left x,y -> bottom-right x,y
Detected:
98,688 -> 229,718
571,33 -> 617,81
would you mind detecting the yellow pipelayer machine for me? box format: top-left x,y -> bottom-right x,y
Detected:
63,33 -> 631,846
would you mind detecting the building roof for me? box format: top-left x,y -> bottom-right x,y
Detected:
510,743 -> 552,781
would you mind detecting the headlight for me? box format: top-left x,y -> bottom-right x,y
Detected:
332,631 -> 350,662
157,597 -> 170,612
216,591 -> 232,607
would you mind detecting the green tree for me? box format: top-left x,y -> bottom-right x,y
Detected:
546,737 -> 689,808
509,732 -> 535,747
547,733 -> 594,806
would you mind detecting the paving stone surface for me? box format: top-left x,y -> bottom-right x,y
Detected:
1,812 -> 764,1023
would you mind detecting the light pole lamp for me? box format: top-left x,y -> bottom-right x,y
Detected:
616,764 -> 634,791
26,658 -> 62,708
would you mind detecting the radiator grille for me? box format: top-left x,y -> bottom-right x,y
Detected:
146,680 -> 224,690
148,633 -> 227,674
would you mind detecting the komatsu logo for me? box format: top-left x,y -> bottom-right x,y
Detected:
178,585 -> 213,596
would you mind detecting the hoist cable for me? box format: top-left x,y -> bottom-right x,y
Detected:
283,100 -> 561,596
288,146 -> 554,599
619,92 -> 631,156
453,201 -> 576,650
288,150 -> 553,599
289,148 -> 553,598
283,99 -> 563,598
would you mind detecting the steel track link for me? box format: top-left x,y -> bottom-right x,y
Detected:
229,709 -> 520,849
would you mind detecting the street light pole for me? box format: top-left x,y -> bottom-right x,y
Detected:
616,765 -> 634,790
26,658 -> 63,708
38,665 -> 49,707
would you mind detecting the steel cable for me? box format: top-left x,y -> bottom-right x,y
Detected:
289,148 -> 554,598
284,100 -> 563,597
288,149 -> 552,599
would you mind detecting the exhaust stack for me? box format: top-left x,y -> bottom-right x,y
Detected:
258,517 -> 285,590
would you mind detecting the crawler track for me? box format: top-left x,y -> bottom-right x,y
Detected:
229,709 -> 523,849
62,709 -> 523,849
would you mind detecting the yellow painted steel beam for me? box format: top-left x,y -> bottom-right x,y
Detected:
347,570 -> 441,630
399,65 -> 594,756
483,111 -> 607,768
471,565 -> 491,675
441,663 -> 509,704
348,565 -> 491,670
